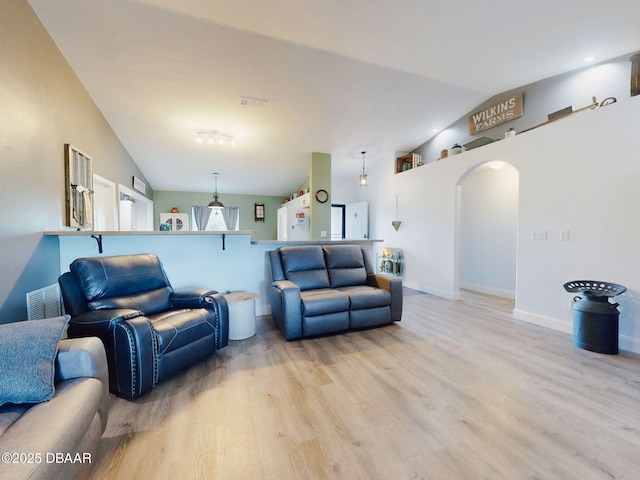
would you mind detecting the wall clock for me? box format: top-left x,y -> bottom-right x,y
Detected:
315,189 -> 329,203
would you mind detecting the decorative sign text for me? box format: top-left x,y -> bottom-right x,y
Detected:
132,176 -> 146,194
468,93 -> 523,135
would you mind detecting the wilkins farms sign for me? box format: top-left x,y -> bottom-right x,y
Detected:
468,93 -> 523,135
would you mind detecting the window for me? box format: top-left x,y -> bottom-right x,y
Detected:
191,207 -> 240,231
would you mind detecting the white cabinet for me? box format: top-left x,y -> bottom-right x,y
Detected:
299,192 -> 311,208
159,213 -> 189,231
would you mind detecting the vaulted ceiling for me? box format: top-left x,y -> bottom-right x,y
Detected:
28,0 -> 640,196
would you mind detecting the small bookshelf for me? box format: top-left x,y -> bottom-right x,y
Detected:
395,153 -> 422,174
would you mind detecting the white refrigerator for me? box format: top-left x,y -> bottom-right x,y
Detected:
277,195 -> 310,241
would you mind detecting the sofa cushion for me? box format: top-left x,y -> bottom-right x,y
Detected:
350,306 -> 392,329
71,254 -> 170,301
323,245 -> 368,288
301,289 -> 350,316
150,309 -> 216,354
0,315 -> 69,406
280,246 -> 330,291
303,311 -> 350,337
336,285 -> 392,310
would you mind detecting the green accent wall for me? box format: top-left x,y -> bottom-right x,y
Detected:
309,152 -> 332,240
153,191 -> 284,240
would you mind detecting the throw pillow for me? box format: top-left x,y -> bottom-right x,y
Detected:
0,315 -> 69,406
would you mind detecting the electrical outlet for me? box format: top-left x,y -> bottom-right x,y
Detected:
532,230 -> 547,240
320,230 -> 327,237
560,230 -> 570,241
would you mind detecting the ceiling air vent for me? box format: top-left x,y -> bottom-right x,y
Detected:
239,96 -> 267,108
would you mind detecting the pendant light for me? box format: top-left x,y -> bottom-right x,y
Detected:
359,151 -> 368,187
392,194 -> 402,231
208,172 -> 224,211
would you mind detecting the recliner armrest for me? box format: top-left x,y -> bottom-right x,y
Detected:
56,337 -> 110,431
56,337 -> 108,384
67,308 -> 144,337
270,280 -> 303,340
170,288 -> 219,309
367,274 -> 403,321
203,293 -> 229,349
272,279 -> 300,293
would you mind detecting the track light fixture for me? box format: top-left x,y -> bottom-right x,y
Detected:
195,130 -> 237,147
359,151 -> 368,187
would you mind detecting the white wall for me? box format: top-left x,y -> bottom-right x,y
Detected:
460,163 -> 519,298
360,96 -> 640,353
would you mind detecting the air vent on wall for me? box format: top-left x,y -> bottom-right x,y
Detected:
239,96 -> 267,108
26,284 -> 62,320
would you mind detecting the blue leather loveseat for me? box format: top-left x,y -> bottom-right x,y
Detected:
268,244 -> 402,340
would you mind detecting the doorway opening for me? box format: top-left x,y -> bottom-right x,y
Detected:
331,204 -> 345,240
455,161 -> 519,300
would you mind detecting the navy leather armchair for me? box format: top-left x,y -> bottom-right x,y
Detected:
269,244 -> 402,340
59,253 -> 228,398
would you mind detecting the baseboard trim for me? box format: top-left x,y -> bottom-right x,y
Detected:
512,308 -> 640,355
404,281 -> 460,301
619,334 -> 640,355
512,308 -> 572,334
460,282 -> 515,300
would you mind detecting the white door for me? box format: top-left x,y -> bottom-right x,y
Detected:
93,174 -> 118,230
345,201 -> 368,239
119,199 -> 136,231
277,207 -> 290,240
118,184 -> 154,231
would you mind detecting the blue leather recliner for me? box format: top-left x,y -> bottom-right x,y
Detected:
269,244 -> 402,340
59,253 -> 228,398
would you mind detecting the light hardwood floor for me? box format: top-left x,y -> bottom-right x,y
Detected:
89,290 -> 640,480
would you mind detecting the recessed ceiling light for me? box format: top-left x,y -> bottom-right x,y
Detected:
432,128 -> 439,133
583,55 -> 597,63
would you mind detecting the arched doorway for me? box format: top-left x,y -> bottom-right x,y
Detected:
454,161 -> 519,299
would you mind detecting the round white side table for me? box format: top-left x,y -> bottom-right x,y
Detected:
224,292 -> 259,340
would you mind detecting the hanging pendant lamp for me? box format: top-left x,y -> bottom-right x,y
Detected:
392,194 -> 402,231
359,151 -> 368,187
208,172 -> 224,209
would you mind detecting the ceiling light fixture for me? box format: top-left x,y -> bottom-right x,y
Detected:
195,130 -> 237,148
239,96 -> 268,108
208,172 -> 224,210
583,55 -> 597,63
360,151 -> 368,187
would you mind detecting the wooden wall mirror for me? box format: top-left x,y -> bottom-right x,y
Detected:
65,144 -> 94,228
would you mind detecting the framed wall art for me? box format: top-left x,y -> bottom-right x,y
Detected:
64,144 -> 94,229
254,203 -> 265,222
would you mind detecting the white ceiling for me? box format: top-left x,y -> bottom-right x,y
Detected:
28,0 -> 640,196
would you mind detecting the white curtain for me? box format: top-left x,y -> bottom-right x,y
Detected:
222,207 -> 239,230
192,206 -> 212,231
